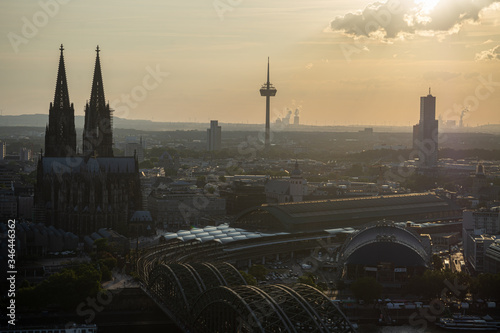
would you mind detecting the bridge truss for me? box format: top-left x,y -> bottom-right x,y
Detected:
143,260 -> 356,332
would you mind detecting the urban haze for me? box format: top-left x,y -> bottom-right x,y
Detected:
1,1 -> 500,333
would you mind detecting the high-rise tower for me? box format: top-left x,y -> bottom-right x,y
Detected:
45,44 -> 77,157
207,120 -> 222,151
259,57 -> 277,149
83,46 -> 113,157
413,88 -> 438,168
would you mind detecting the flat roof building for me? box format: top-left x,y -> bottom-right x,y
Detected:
463,230 -> 497,273
485,239 -> 500,274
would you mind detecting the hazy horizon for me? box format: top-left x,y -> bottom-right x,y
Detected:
2,0 -> 500,126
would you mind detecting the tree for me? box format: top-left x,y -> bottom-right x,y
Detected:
473,273 -> 500,300
74,263 -> 102,298
100,265 -> 112,282
432,254 -> 444,271
196,175 -> 206,188
139,159 -> 154,169
17,263 -> 102,310
19,279 -> 30,289
21,171 -> 37,185
402,174 -> 437,192
422,270 -> 447,299
346,163 -> 363,177
239,271 -> 257,285
350,277 -> 382,303
94,238 -> 110,253
408,270 -> 471,301
317,282 -> 328,291
249,265 -> 267,281
99,257 -> 117,271
298,273 -> 322,290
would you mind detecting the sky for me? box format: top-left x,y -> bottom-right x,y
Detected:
1,0 -> 500,126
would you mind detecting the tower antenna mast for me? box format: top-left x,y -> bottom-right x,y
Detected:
259,57 -> 277,149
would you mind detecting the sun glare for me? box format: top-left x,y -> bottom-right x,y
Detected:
415,0 -> 440,12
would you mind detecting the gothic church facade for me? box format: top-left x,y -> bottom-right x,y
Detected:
36,45 -> 142,236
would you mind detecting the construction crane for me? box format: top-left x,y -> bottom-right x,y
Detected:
459,107 -> 469,128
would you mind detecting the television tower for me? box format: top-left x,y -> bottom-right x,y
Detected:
260,57 -> 277,149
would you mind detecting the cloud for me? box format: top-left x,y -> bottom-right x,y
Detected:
423,71 -> 461,81
475,45 -> 500,60
329,0 -> 499,40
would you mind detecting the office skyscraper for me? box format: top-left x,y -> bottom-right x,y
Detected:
413,89 -> 438,168
207,120 -> 221,151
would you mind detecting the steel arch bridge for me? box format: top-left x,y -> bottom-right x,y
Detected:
143,261 -> 357,332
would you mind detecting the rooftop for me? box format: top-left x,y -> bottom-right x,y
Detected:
234,192 -> 461,233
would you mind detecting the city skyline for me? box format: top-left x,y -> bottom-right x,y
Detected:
1,0 -> 500,126
2,0 -> 500,325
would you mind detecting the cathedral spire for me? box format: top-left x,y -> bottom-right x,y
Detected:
53,44 -> 71,110
83,45 -> 113,157
45,44 -> 76,157
89,45 -> 106,111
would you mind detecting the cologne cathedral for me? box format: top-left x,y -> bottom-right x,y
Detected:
35,45 -> 142,236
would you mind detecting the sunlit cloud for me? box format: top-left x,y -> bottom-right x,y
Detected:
415,0 -> 440,12
329,0 -> 500,40
475,44 -> 500,60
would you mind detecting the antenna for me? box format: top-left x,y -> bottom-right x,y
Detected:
267,57 -> 270,87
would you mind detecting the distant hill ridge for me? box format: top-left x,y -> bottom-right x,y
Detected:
1,114 -> 499,133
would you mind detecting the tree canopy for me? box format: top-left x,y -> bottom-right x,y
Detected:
350,277 -> 382,303
17,263 -> 102,310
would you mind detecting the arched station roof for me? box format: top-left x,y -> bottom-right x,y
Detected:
233,193 -> 461,233
340,221 -> 430,267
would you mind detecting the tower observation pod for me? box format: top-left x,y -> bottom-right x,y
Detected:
260,57 -> 277,149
